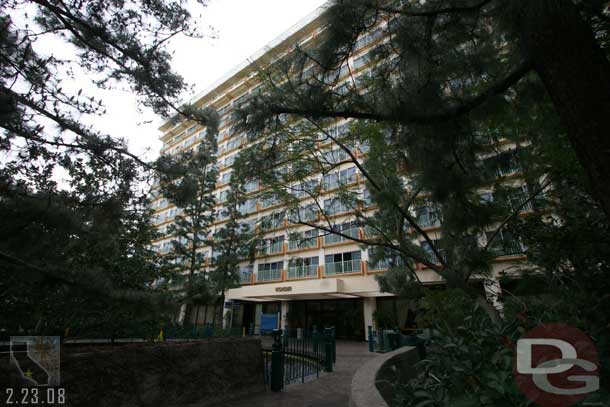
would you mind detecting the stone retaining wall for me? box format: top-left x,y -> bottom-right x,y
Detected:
1,337 -> 265,407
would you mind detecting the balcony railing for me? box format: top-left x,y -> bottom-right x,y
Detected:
324,260 -> 361,276
324,229 -> 358,245
240,271 -> 253,284
288,238 -> 317,251
490,240 -> 526,256
367,259 -> 390,271
257,268 -> 282,282
287,264 -> 318,279
418,213 -> 441,228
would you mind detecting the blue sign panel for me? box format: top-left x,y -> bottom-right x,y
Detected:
260,313 -> 279,333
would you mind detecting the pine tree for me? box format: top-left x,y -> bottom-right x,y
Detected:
157,126 -> 219,325
0,0 -> 213,336
243,0 -> 610,219
232,3 -> 576,320
209,181 -> 257,326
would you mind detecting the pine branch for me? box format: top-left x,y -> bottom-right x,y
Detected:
268,61 -> 533,125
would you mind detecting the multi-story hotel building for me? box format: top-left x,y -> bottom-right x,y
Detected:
151,4 -> 529,340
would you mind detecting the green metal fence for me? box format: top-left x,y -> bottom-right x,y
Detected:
263,328 -> 336,391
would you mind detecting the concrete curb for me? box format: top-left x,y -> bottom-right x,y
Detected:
349,346 -> 418,407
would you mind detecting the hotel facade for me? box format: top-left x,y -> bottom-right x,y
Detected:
151,5 -> 529,340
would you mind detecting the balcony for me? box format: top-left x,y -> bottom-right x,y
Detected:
256,268 -> 282,282
239,270 -> 253,284
287,264 -> 318,280
324,260 -> 362,276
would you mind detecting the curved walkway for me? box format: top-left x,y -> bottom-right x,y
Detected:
221,341 -> 379,407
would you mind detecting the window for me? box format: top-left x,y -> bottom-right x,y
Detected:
287,256 -> 319,279
257,261 -> 283,282
238,198 -> 257,215
480,192 -> 493,203
288,229 -> 319,251
324,251 -> 361,275
257,236 -> 284,256
354,26 -> 384,50
240,265 -> 254,284
260,194 -> 280,209
359,140 -> 370,154
361,189 -> 373,207
244,179 -> 259,193
288,203 -> 318,223
292,179 -> 318,198
219,171 -> 232,184
218,190 -> 229,203
260,212 -> 284,230
488,150 -> 521,177
218,143 -> 227,155
415,205 -> 441,228
324,198 -> 348,216
161,241 -> 172,254
420,240 -> 446,264
227,136 -> 241,150
323,167 -> 356,190
353,53 -> 371,70
325,221 -> 359,245
217,207 -> 229,221
486,230 -> 525,256
239,218 -> 257,232
368,257 -> 389,271
156,198 -> 168,209
507,185 -> 533,212
322,149 -> 349,164
223,154 -> 236,168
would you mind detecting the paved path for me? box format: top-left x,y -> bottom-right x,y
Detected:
221,341 -> 379,407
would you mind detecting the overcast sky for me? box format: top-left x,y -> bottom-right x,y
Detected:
96,0 -> 328,161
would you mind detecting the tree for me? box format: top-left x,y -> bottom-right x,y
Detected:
233,95 -> 549,322
157,127 -> 219,325
0,145 -> 170,337
243,0 -> 610,219
209,180 -> 257,326
0,0 -> 213,336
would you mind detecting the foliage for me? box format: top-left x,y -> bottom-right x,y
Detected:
232,0 -> 595,321
157,129 -> 219,314
0,153 -> 172,337
395,300 -> 526,407
210,179 -> 257,306
393,285 -> 610,407
0,0 -> 211,336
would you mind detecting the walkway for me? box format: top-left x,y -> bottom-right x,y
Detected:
220,341 -> 379,407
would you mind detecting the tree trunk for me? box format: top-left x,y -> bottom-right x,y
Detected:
516,0 -> 610,218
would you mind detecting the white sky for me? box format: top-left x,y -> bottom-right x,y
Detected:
96,0 -> 329,161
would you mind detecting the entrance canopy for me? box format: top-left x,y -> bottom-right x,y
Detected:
226,276 -> 393,302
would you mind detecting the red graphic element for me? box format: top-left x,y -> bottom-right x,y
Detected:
513,323 -> 599,407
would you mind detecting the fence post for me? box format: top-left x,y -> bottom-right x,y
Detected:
271,329 -> 284,392
324,328 -> 333,372
331,327 -> 336,363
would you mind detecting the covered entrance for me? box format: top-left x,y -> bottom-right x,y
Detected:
288,299 -> 364,340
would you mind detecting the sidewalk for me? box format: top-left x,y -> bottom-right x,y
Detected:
220,341 -> 379,407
